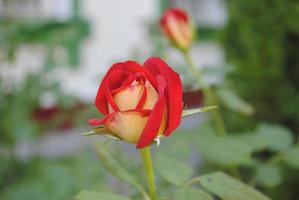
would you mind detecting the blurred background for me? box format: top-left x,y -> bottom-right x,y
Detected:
0,0 -> 298,200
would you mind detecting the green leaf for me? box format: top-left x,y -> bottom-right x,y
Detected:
257,123 -> 293,151
95,143 -> 150,200
216,88 -> 254,115
199,172 -> 270,200
173,187 -> 213,200
197,135 -> 252,166
255,164 -> 282,187
155,153 -> 193,185
182,106 -> 218,118
234,133 -> 267,152
235,123 -> 293,152
159,132 -> 192,160
75,191 -> 131,200
282,146 -> 299,169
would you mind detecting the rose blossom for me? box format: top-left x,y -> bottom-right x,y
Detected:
88,57 -> 182,148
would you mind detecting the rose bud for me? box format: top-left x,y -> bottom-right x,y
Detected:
88,57 -> 182,149
160,8 -> 194,52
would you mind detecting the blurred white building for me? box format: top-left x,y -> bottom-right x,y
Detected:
0,0 -> 226,104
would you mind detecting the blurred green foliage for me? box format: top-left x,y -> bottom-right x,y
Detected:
221,0 -> 299,133
0,6 -> 90,145
1,1 -> 299,199
82,126 -> 299,200
0,151 -> 106,200
0,5 -> 96,199
0,68 -> 95,147
1,72 -> 54,146
0,19 -> 89,65
220,0 -> 299,199
0,74 -> 40,145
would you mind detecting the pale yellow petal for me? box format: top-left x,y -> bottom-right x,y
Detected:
143,81 -> 159,109
166,15 -> 191,49
106,108 -> 168,144
157,109 -> 167,135
106,111 -> 148,143
113,82 -> 144,111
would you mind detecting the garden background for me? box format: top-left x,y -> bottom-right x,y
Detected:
0,0 -> 298,200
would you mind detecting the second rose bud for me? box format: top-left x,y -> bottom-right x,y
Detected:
160,8 -> 195,52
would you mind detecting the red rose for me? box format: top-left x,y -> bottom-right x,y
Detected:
88,57 -> 182,148
160,8 -> 194,51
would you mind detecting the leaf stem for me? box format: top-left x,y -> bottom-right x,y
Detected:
139,147 -> 158,200
183,50 -> 227,135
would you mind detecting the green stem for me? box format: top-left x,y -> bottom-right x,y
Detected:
183,51 -> 227,135
139,147 -> 158,200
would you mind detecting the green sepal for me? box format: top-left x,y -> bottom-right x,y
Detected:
182,106 -> 218,118
81,125 -> 121,140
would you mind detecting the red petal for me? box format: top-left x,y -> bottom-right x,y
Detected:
170,8 -> 188,22
121,74 -> 136,87
88,108 -> 151,126
95,64 -> 127,114
104,70 -> 135,112
95,61 -> 157,115
160,8 -> 189,37
143,57 -> 182,136
136,75 -> 167,148
160,8 -> 188,26
135,85 -> 147,109
88,116 -> 109,126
